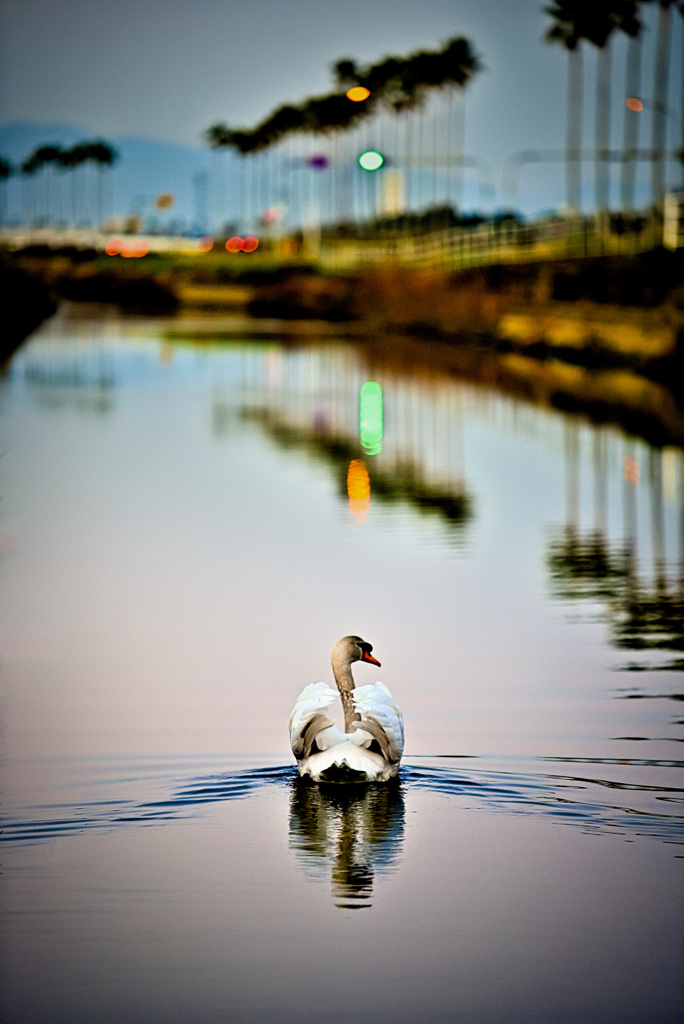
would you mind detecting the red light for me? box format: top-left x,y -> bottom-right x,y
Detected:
225,235 -> 259,253
197,236 -> 214,252
106,239 -> 122,255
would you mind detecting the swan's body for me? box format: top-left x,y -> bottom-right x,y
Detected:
289,636 -> 404,783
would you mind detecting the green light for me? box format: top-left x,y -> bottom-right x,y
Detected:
359,381 -> 383,455
358,150 -> 384,172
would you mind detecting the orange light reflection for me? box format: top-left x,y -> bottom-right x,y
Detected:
347,459 -> 371,523
623,456 -> 639,485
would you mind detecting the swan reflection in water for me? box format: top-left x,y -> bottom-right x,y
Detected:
288,777 -> 405,909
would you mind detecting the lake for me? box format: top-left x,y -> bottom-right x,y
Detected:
1,304 -> 682,1024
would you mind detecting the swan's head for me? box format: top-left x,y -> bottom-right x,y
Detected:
332,635 -> 381,668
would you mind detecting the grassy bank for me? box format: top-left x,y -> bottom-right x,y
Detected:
4,244 -> 684,404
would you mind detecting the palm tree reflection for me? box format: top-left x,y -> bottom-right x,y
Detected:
288,778 -> 405,909
548,425 -> 684,673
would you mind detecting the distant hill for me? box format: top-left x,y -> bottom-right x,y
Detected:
0,121 -> 232,234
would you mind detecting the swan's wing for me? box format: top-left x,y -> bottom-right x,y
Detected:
289,683 -> 343,760
351,682 -> 404,764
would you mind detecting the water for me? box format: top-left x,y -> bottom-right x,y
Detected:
1,306 -> 682,1024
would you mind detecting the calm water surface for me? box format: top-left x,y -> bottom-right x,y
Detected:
1,307 -> 682,1024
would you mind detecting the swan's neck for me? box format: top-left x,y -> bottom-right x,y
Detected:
331,654 -> 360,733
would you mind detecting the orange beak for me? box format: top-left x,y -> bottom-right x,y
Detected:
361,650 -> 381,667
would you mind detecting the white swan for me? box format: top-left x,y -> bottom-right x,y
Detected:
289,635 -> 404,783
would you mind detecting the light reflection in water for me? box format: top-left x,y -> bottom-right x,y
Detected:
347,458 -> 371,523
550,420 -> 684,677
359,380 -> 383,455
2,319 -> 683,1023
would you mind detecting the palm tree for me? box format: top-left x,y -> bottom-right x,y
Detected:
621,27 -> 643,211
22,144 -> 63,224
0,156 -> 12,225
58,143 -> 89,226
83,140 -> 118,227
333,38 -> 480,221
647,0 -> 680,208
545,3 -> 583,211
205,36 -> 479,234
545,1 -> 642,213
20,154 -> 38,225
594,3 -> 642,212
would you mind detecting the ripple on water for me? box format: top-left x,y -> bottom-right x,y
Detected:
1,758 -> 682,849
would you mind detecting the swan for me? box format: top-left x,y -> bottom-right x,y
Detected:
289,635 -> 404,783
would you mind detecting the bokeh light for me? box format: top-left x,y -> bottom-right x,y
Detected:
358,150 -> 384,172
121,243 -> 150,258
197,236 -> 214,252
346,86 -> 370,102
359,381 -> 383,455
261,206 -> 281,224
107,239 -> 149,257
225,236 -> 259,253
347,459 -> 371,524
307,154 -> 329,171
625,97 -> 644,112
623,455 -> 639,484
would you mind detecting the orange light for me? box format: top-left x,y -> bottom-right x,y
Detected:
121,243 -> 150,258
347,459 -> 371,523
197,235 -> 214,252
626,97 -> 644,112
105,239 -> 122,255
226,236 -> 243,253
346,86 -> 370,102
242,235 -> 259,252
623,455 -> 639,485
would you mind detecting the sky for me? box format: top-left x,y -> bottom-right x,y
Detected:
0,0 -> 681,222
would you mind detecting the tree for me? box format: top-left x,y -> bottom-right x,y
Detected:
83,140 -> 118,227
621,25 -> 643,210
545,1 -> 642,212
0,156 -> 12,225
645,0 -> 683,207
205,37 -> 480,232
545,3 -> 583,211
58,143 -> 89,226
21,144 -> 63,224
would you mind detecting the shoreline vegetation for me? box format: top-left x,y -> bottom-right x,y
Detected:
3,246 -> 683,445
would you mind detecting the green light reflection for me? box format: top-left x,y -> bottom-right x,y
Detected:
360,381 -> 383,455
